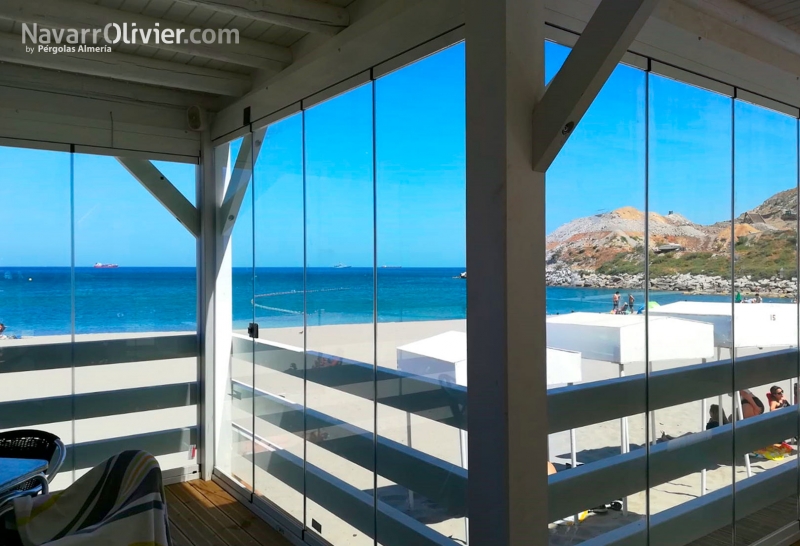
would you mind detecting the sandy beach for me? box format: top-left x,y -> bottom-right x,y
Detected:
221,318 -> 798,545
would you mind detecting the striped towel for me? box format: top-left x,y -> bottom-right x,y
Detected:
12,450 -> 171,546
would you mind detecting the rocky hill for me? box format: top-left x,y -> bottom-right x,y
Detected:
547,188 -> 798,286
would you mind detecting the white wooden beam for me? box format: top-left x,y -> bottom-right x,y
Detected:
171,0 -> 349,35
219,133 -> 259,236
0,31 -> 250,96
116,157 -> 201,238
0,63 -> 221,110
466,0 -> 547,543
0,84 -> 202,157
212,0 -> 462,139
545,0 -> 800,118
675,0 -> 800,60
198,127 -> 216,480
0,0 -> 291,70
531,0 -> 662,173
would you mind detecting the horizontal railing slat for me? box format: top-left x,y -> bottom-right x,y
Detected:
234,426 -> 457,546
581,462 -> 798,546
549,406 -> 799,521
235,336 -> 467,428
0,382 -> 198,429
0,334 -> 198,373
63,426 -> 198,473
549,349 -> 797,434
232,380 -> 468,515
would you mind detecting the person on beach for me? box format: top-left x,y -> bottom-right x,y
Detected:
740,389 -> 765,419
0,323 -> 8,339
754,293 -> 763,303
706,404 -> 729,429
735,291 -> 742,303
612,291 -> 620,311
769,386 -> 790,411
628,293 -> 635,309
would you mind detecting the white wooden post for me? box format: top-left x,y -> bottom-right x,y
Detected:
465,0 -> 546,541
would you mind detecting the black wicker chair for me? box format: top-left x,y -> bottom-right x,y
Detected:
0,430 -> 66,503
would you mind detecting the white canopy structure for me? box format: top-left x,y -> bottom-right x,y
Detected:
546,312 -> 716,364
396,330 -> 582,387
650,301 -> 798,349
545,312 -> 717,504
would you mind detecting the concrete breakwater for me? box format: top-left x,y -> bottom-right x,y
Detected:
546,267 -> 798,297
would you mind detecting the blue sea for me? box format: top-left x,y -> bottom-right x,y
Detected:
0,267 -> 789,337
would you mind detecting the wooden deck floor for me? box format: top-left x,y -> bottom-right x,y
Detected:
166,481 -> 800,546
166,480 -> 294,546
686,495 -> 798,545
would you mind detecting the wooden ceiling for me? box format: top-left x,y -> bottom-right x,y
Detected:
737,0 -> 800,32
0,0 -> 355,102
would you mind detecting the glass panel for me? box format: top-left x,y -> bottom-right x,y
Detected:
647,75 -> 734,541
545,40 -> 647,543
304,84 -> 375,545
72,153 -> 198,479
0,145 -> 74,489
732,100 -> 799,544
215,136 -> 256,490
375,43 -> 468,544
252,114 -> 306,523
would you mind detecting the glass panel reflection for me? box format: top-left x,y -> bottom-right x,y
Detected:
376,43 -> 468,544
0,146 -> 73,489
304,84 -> 376,545
647,74 -> 734,541
73,153 -> 199,479
252,114 -> 306,524
732,100 -> 799,545
545,41 -> 647,543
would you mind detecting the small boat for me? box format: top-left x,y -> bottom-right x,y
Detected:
94,263 -> 119,269
381,265 -> 402,269
332,263 -> 351,269
459,271 -> 467,279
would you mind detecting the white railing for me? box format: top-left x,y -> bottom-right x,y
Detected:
229,334 -> 800,546
0,332 -> 199,490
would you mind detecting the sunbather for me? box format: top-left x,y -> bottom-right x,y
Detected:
740,389 -> 765,419
706,404 -> 730,429
768,385 -> 791,411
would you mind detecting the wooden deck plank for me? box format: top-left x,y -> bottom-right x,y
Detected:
170,482 -> 263,546
166,488 -> 226,546
687,495 -> 798,546
188,479 -> 294,545
169,523 -> 195,546
166,480 -> 294,546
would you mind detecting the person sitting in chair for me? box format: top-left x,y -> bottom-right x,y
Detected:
768,385 -> 791,411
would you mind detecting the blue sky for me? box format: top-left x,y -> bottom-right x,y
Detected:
547,41 -> 798,232
1,41 -> 797,267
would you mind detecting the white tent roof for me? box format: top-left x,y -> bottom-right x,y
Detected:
397,331 -> 467,363
546,312 -> 716,364
396,331 -> 582,386
650,301 -> 798,349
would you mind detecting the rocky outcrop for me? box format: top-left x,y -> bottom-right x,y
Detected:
546,265 -> 798,297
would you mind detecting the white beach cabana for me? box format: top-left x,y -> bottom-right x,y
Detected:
649,301 -> 798,352
650,301 -> 799,477
396,330 -> 583,471
546,312 -> 716,503
396,330 -> 583,388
